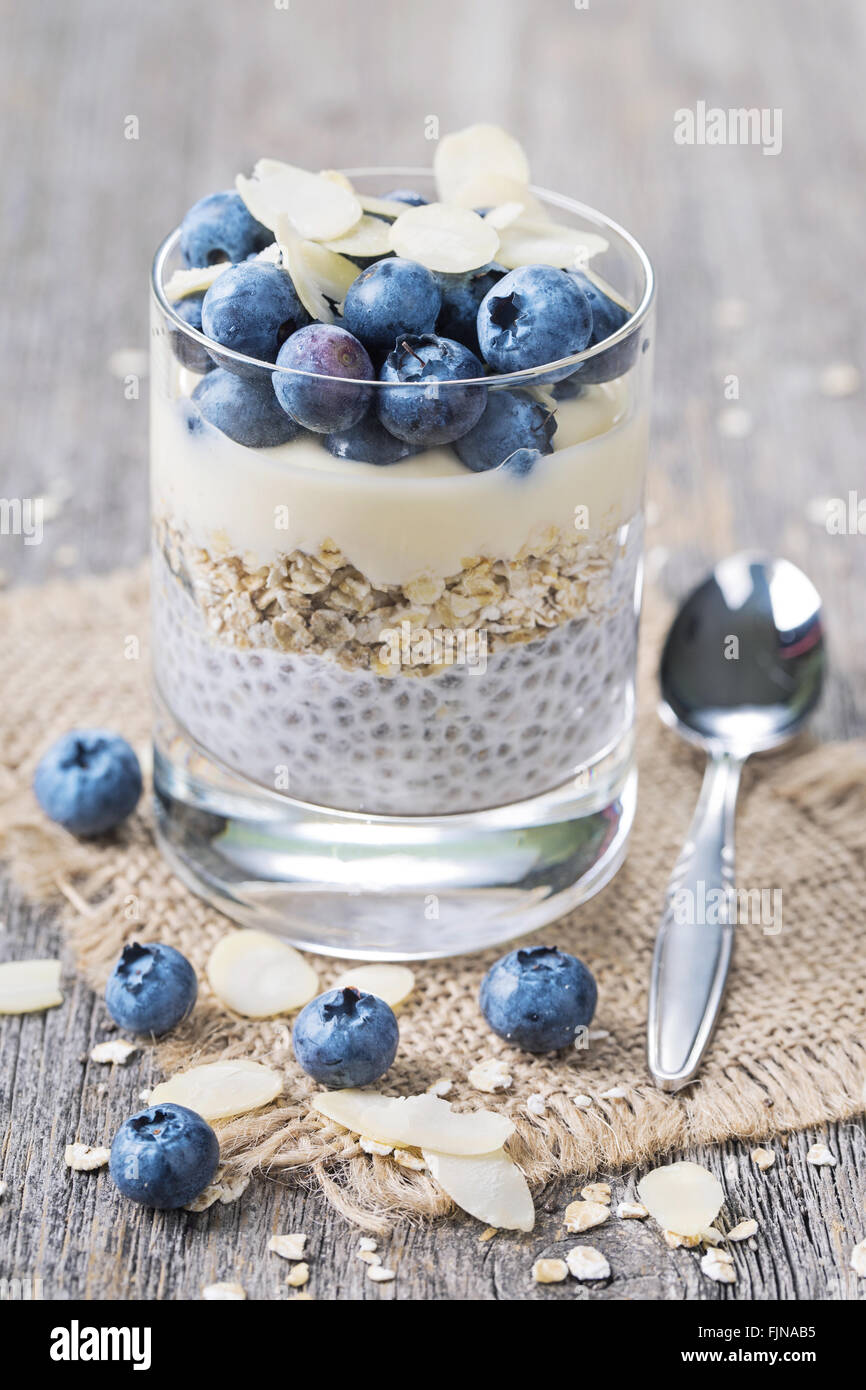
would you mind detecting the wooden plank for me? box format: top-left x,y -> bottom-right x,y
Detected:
1,0 -> 865,1300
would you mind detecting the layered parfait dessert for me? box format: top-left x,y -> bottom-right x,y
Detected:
152,125 -> 652,819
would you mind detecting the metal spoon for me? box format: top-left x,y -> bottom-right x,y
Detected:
647,553 -> 825,1091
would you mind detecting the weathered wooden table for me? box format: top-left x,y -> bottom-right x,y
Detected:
2,0 -> 864,1300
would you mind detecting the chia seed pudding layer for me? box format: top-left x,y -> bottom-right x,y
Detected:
152,513 -> 642,815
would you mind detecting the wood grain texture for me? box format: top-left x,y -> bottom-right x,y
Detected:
1,0 -> 865,1301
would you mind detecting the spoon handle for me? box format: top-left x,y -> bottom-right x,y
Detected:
647,750 -> 743,1091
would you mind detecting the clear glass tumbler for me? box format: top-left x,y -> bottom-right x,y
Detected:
151,169 -> 654,959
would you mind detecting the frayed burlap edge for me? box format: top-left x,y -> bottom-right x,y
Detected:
2,567 -> 865,1232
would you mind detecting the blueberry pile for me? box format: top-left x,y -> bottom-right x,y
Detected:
171,187 -> 635,471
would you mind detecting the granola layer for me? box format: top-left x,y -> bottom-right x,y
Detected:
156,517 -> 630,677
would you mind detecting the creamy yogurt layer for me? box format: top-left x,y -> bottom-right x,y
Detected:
151,374 -> 647,588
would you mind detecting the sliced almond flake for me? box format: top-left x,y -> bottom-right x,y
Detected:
581,1183 -> 611,1205
236,161 -> 361,241
64,1143 -> 110,1172
467,1058 -> 512,1093
751,1147 -> 776,1171
573,1094 -> 593,1110
389,203 -> 499,274
201,1281 -> 246,1301
0,959 -> 63,1014
357,1249 -> 382,1266
851,1239 -> 866,1277
426,1077 -> 453,1098
286,1262 -> 310,1288
269,1232 -> 307,1261
564,1200 -> 609,1234
311,1089 -> 514,1155
358,193 -> 413,220
392,1150 -> 427,1172
424,1148 -> 534,1232
207,929 -> 319,1018
588,1028 -> 611,1041
163,263 -> 230,301
566,1245 -> 610,1281
434,124 -> 531,204
358,1237 -> 377,1253
617,1201 -> 649,1220
323,214 -> 393,259
496,219 -> 609,272
599,1086 -> 627,1100
367,1265 -> 395,1283
150,1059 -> 282,1120
478,1227 -> 497,1243
532,1257 -> 568,1284
274,215 -> 337,323
483,201 -> 526,231
359,1136 -> 393,1156
90,1039 -> 138,1065
526,1093 -> 547,1117
806,1143 -> 836,1167
701,1248 -> 736,1284
699,1226 -> 725,1246
727,1218 -> 758,1242
637,1162 -> 724,1237
330,963 -> 415,1009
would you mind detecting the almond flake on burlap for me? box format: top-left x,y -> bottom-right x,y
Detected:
1,567 -> 865,1234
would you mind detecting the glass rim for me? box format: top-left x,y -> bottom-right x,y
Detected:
151,167 -> 655,390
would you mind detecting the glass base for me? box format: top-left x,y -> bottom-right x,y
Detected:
153,702 -> 636,961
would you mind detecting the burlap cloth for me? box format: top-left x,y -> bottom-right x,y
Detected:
2,567 -> 865,1231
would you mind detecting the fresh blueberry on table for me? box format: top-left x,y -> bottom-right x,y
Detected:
324,413 -> 419,465
343,258 -> 441,355
454,388 -> 556,472
567,269 -> 636,384
381,189 -> 428,207
435,262 -> 505,355
201,262 -> 310,373
477,264 -> 593,373
378,333 -> 487,446
273,323 -> 373,432
109,1103 -> 220,1209
192,369 -> 302,447
105,942 -> 198,1036
480,945 -> 597,1052
33,730 -> 142,837
180,189 -> 271,268
292,987 -> 399,1088
169,294 -> 215,375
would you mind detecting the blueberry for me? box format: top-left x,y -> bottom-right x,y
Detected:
105,942 -> 198,1036
480,945 -> 597,1052
567,270 -> 636,384
381,189 -> 427,207
180,190 -> 271,268
110,1103 -> 219,1209
201,262 -> 310,374
378,333 -> 487,446
168,294 -> 215,374
454,388 -> 556,472
33,730 -> 142,837
502,448 -> 541,477
325,413 -> 419,465
434,263 -> 505,355
192,369 -> 302,447
273,324 -> 373,433
343,258 -> 441,355
551,374 -> 588,403
292,987 -> 399,1088
477,265 -> 593,373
